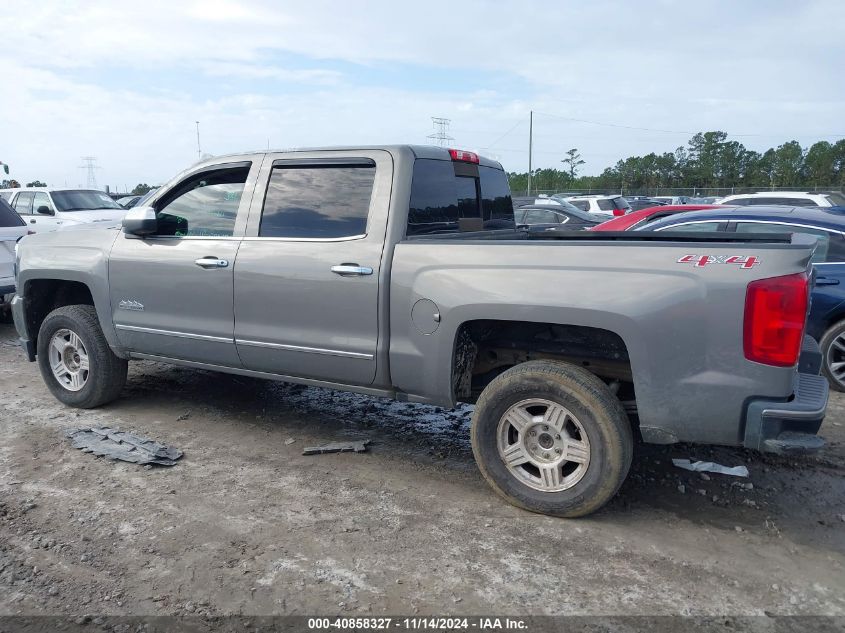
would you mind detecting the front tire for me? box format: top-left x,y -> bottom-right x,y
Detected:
37,305 -> 128,408
470,360 -> 633,518
820,319 -> 845,392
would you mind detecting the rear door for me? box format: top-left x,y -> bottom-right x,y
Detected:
233,150 -> 392,385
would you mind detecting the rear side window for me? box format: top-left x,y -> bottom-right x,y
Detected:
408,159 -> 513,235
729,197 -> 751,206
0,199 -> 24,227
825,192 -> 845,206
597,198 -> 614,211
13,192 -> 34,215
569,200 -> 589,212
259,162 -> 375,239
735,222 -> 831,263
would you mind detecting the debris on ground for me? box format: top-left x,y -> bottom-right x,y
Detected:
672,458 -> 749,477
302,440 -> 371,455
176,411 -> 192,421
284,438 -> 296,445
65,427 -> 183,466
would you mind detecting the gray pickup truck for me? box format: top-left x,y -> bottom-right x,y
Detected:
11,145 -> 829,517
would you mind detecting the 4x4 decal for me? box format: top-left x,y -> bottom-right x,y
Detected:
677,254 -> 760,269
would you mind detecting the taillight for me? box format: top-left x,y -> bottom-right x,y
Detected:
613,209 -> 625,216
448,148 -> 480,164
743,272 -> 808,367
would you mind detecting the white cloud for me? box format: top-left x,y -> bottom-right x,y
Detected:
1,0 -> 844,188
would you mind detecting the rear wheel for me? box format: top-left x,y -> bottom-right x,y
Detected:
820,320 -> 845,392
37,305 -> 127,408
471,360 -> 632,518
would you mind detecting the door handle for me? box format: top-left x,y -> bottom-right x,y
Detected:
29,219 -> 35,224
815,277 -> 840,286
331,264 -> 373,276
194,257 -> 229,269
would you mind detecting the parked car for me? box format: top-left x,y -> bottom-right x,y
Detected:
716,191 -> 845,208
625,197 -> 667,212
12,145 -> 828,518
652,196 -> 690,205
562,194 -> 633,216
640,206 -> 845,391
117,195 -> 142,208
0,198 -> 29,319
516,204 -> 604,231
591,204 -> 724,231
3,188 -> 128,233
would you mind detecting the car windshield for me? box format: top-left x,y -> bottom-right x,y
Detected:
50,190 -> 123,212
547,197 -> 594,219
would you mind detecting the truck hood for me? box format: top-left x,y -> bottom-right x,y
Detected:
60,209 -> 127,224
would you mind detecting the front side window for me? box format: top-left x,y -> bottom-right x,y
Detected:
13,192 -> 34,215
33,192 -> 53,214
259,163 -> 375,239
155,166 -> 249,237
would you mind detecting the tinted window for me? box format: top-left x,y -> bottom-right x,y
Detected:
569,200 -> 589,212
735,222 -> 830,263
789,198 -> 819,207
259,163 -> 375,239
658,221 -> 724,232
520,209 -> 564,224
729,197 -> 751,206
51,190 -> 122,211
0,199 -> 24,227
13,192 -> 34,215
597,199 -> 614,211
33,192 -> 53,214
479,165 -> 514,228
155,167 -> 249,237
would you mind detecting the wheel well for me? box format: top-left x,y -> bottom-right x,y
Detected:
452,320 -> 635,406
24,280 -> 94,347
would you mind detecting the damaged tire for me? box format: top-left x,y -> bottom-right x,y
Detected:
37,304 -> 127,408
471,360 -> 632,518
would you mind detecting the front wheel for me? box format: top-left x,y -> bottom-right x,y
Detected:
37,304 -> 128,408
820,319 -> 845,392
470,360 -> 633,518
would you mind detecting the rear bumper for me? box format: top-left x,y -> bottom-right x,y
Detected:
744,337 -> 828,454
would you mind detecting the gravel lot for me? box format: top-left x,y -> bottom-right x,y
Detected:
1,320 -> 844,619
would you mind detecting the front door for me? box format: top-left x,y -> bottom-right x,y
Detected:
233,151 -> 392,385
109,158 -> 262,367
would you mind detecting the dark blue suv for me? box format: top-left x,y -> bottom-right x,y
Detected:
641,206 -> 845,391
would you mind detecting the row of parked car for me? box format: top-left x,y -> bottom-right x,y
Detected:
4,183 -> 845,392
515,190 -> 845,392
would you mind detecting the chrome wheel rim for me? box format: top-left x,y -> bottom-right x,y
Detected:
497,398 -> 591,493
48,328 -> 89,392
827,333 -> 845,387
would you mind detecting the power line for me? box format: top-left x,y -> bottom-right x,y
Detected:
533,111 -> 845,138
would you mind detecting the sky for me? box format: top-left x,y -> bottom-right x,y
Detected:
2,0 -> 844,191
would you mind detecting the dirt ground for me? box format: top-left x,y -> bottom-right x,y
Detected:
1,320 -> 844,620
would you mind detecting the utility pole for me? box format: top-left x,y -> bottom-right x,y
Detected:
427,117 -> 454,147
78,157 -> 100,189
527,110 -> 533,196
196,121 -> 202,160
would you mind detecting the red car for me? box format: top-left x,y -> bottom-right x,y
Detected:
590,204 -> 724,231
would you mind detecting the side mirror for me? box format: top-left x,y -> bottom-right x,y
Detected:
36,205 -> 54,216
122,206 -> 157,237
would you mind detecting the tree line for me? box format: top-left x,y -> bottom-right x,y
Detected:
508,132 -> 845,194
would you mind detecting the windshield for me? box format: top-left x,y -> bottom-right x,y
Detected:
548,197 -> 593,218
51,190 -> 123,212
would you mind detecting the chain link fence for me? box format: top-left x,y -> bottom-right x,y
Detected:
512,185 -> 845,198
